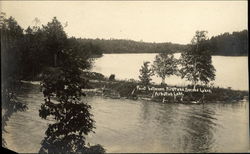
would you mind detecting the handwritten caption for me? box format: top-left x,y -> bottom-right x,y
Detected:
136,85 -> 212,97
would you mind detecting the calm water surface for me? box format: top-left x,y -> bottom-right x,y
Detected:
3,85 -> 249,153
92,53 -> 248,90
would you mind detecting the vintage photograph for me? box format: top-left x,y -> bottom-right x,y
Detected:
1,1 -> 249,153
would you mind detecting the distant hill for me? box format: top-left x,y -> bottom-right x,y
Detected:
75,29 -> 248,56
76,38 -> 187,54
207,30 -> 248,56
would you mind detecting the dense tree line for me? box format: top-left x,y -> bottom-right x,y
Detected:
1,14 -> 103,81
78,38 -> 187,54
1,13 -> 29,147
77,30 -> 248,56
207,30 -> 248,56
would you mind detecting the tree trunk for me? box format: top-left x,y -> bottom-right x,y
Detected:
193,83 -> 196,90
173,94 -> 176,102
162,77 -> 166,85
32,64 -> 35,81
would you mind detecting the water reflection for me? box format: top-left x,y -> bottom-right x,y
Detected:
2,82 -> 29,147
138,102 -> 218,152
180,105 -> 217,153
131,100 -> 247,153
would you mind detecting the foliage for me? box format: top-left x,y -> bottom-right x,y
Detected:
21,26 -> 47,80
75,30 -> 248,55
42,17 -> 68,67
139,61 -> 154,86
1,80 -> 28,147
81,71 -> 105,81
87,76 -> 248,102
180,31 -> 216,86
109,74 -> 115,81
1,13 -> 103,81
114,81 -> 137,97
77,38 -> 187,54
77,30 -> 248,56
152,53 -> 178,84
39,49 -> 105,153
207,30 -> 248,56
1,12 -> 28,147
1,14 -> 24,81
0,12 -> 104,152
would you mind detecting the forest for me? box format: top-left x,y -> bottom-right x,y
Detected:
77,30 -> 248,56
77,38 -> 186,53
1,15 -> 103,81
207,30 -> 248,56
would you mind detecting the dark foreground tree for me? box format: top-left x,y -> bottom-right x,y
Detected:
180,31 -> 216,87
1,14 -> 104,150
139,61 -> 154,86
152,53 -> 178,84
39,49 -> 105,153
1,13 -> 28,147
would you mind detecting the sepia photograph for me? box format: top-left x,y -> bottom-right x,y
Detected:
1,0 -> 249,153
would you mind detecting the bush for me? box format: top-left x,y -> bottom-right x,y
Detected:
81,71 -> 105,80
109,74 -> 115,81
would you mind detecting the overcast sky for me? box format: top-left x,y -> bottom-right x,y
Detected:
1,1 -> 248,44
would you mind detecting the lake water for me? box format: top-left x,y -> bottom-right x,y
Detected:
92,53 -> 248,90
3,84 -> 249,153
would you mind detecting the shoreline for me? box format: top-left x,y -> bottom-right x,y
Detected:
97,52 -> 248,57
82,71 -> 248,104
17,81 -> 249,106
83,88 -> 249,104
20,72 -> 249,104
